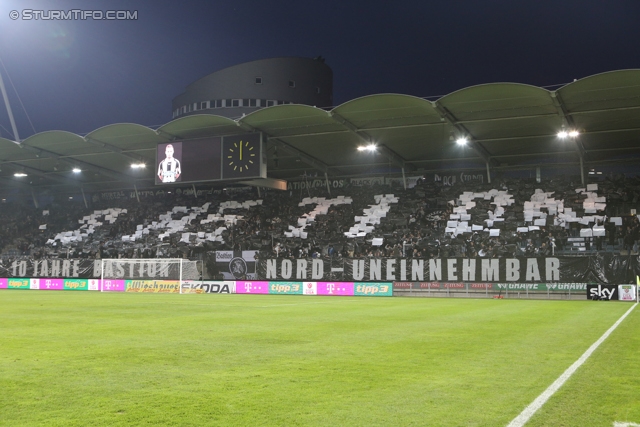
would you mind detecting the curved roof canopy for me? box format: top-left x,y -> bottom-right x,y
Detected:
1,69 -> 639,193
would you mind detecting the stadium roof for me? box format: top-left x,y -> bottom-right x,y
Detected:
1,69 -> 640,194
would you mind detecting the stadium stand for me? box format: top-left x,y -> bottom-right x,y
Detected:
1,173 -> 640,273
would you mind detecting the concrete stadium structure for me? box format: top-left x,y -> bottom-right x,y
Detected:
172,57 -> 333,119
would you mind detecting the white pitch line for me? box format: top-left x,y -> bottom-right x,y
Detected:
614,422 -> 640,427
507,303 -> 638,427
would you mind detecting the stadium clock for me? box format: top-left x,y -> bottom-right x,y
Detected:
227,139 -> 257,172
222,133 -> 262,179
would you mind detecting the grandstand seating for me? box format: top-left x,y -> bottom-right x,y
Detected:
1,174 -> 639,262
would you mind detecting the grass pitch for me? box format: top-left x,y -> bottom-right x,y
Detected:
0,292 -> 638,426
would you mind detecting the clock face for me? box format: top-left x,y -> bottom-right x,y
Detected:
222,133 -> 261,179
227,139 -> 256,172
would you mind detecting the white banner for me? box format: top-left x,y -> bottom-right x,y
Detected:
182,280 -> 235,294
618,284 -> 636,301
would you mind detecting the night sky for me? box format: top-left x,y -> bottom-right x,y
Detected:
0,0 -> 638,140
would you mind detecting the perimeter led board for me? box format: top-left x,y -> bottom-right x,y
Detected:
155,133 -> 264,185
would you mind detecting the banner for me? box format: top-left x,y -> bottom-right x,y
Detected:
0,259 -> 185,280
125,280 -> 180,293
235,281 -> 269,294
303,282 -> 317,295
8,278 -> 30,289
0,254 -> 639,284
618,285 -> 636,301
393,282 -> 591,292
354,283 -> 393,296
287,178 -> 346,191
94,185 -> 251,203
101,279 -> 126,292
496,283 -> 589,292
214,251 -> 258,280
285,173 -> 485,190
350,176 -> 385,187
269,282 -> 303,295
39,278 -> 64,290
0,278 -> 6,289
0,259 -> 97,278
317,282 -> 354,296
587,284 -> 618,300
181,280 -> 235,294
257,255 -> 640,285
429,171 -> 486,186
63,279 -> 89,291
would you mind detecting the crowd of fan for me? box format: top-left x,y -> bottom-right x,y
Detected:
1,173 -> 640,263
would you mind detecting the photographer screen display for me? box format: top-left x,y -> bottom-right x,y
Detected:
156,138 -> 222,185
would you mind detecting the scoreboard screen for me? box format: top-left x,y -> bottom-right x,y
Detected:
155,133 -> 264,185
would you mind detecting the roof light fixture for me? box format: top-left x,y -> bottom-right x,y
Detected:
456,137 -> 468,146
72,168 -> 81,173
14,172 -> 27,177
131,163 -> 146,169
357,144 -> 377,152
558,130 -> 579,139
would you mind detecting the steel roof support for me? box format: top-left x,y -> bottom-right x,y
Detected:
0,68 -> 19,142
31,187 -> 39,208
551,91 -> 587,184
329,111 -> 416,172
7,161 -> 97,188
16,142 -> 136,182
81,186 -> 88,209
85,137 -> 151,164
237,121 -> 339,176
433,102 -> 498,167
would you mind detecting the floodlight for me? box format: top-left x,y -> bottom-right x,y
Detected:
72,168 -> 81,173
131,163 -> 146,169
557,131 -> 568,139
568,130 -> 579,138
357,144 -> 377,152
456,137 -> 468,146
14,172 -> 27,177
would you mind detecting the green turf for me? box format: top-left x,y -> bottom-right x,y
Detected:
527,302 -> 640,427
0,292 -> 636,426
